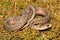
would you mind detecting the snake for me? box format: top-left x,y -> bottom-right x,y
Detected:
29,7 -> 52,30
3,6 -> 52,31
4,5 -> 35,31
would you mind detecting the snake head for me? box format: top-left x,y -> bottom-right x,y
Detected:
39,23 -> 52,30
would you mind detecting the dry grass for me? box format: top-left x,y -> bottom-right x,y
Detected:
0,0 -> 60,40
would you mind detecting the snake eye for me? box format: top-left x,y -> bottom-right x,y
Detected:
46,24 -> 52,27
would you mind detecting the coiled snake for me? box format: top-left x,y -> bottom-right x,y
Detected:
29,7 -> 52,30
3,6 -> 52,31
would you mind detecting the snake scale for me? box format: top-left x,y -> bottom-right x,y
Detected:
29,7 -> 52,30
4,5 -> 52,31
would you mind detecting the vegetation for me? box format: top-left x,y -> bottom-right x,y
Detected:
0,0 -> 60,40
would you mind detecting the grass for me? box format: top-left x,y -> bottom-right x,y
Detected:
0,0 -> 60,40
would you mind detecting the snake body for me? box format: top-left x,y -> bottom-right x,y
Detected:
29,7 -> 52,30
4,6 -> 35,31
4,6 -> 52,31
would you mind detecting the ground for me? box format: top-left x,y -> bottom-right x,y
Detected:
0,0 -> 60,40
